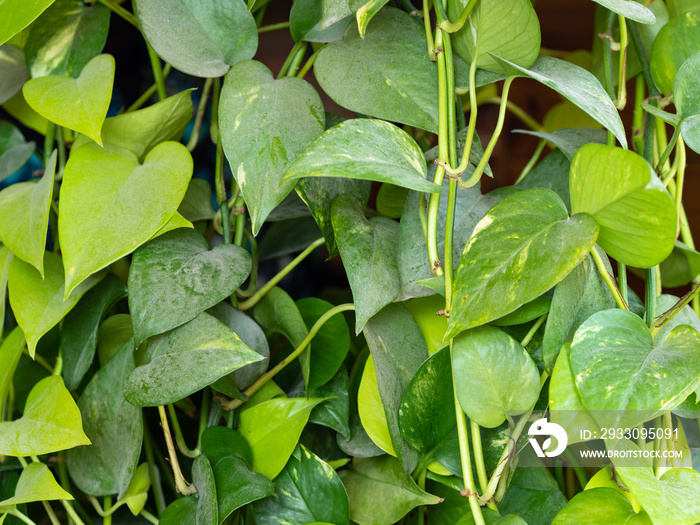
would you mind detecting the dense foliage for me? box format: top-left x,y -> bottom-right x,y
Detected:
0,0 -> 699,524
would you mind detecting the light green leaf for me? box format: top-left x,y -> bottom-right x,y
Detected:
570,144 -> 676,268
283,119 -> 436,193
0,376 -> 90,456
124,312 -> 263,407
24,0 -> 110,78
0,150 -> 54,275
447,188 -> 598,338
339,456 -> 440,525
651,12 -> 700,95
552,487 -> 652,525
0,120 -> 35,182
349,0 -> 388,38
0,327 -> 24,420
452,325 -> 540,428
0,463 -> 72,506
219,60 -> 324,234
23,54 -> 114,145
238,397 -> 325,480
449,0 -> 540,73
673,50 -> 700,155
0,0 -> 57,46
570,309 -> 700,428
331,194 -> 400,333
8,252 -> 102,356
128,228 -> 251,344
135,0 -> 257,78
66,341 -> 142,498
357,354 -> 395,455
59,141 -> 193,296
658,241 -> 700,288
591,0 -> 655,24
121,464 -> 151,515
0,45 -> 29,105
491,55 -> 628,149
0,246 -> 12,338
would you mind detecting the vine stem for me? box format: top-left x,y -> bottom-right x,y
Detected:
422,0 -> 436,59
157,405 -> 197,495
220,304 -> 355,410
645,267 -> 657,326
146,43 -> 167,100
590,247 -> 629,310
187,78 -> 214,151
238,237 -> 325,311
297,46 -> 322,79
143,419 -> 166,516
615,15 -> 628,110
437,0 -> 477,32
167,403 -> 200,457
125,65 -> 171,112
98,0 -> 138,27
257,21 -> 290,33
520,313 -> 547,347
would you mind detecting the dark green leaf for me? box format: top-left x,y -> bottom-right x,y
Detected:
0,327 -> 24,421
179,178 -> 215,223
321,0 -> 351,30
160,496 -> 197,525
651,12 -> 700,95
253,287 -> 308,348
654,294 -> 700,344
514,128 -> 607,161
134,0 -> 257,77
447,188 -> 598,338
290,0 -> 350,42
192,455 -> 217,525
516,149 -> 571,210
0,120 -> 35,182
492,295 -> 551,327
0,45 -> 28,104
658,241 -> 700,288
97,314 -> 134,367
308,368 -> 350,438
219,60 -> 324,234
257,216 -> 322,261
499,465 -> 567,525
66,341 -> 142,498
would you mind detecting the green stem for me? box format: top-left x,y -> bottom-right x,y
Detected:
437,0 -> 477,32
655,125 -> 680,172
140,510 -> 159,525
10,510 -> 39,525
146,43 -> 167,100
649,281 -> 700,336
278,41 -> 306,78
210,77 -> 221,144
616,15 -> 628,110
99,0 -> 138,27
238,237 -> 325,311
520,313 -> 547,347
632,75 -> 645,154
257,21 -> 290,33
167,404 -> 200,458
125,65 -> 171,112
446,58 -> 478,180
215,131 -> 231,244
422,0 -> 436,59
645,267 -> 656,326
443,32 -> 458,301
221,304 -> 356,410
187,78 -> 213,151
53,352 -> 63,376
590,247 -> 629,310
297,46 -> 322,79
601,12 -> 617,102
471,420 -> 488,493
143,420 -> 166,516
618,261 -> 628,305
55,126 -> 66,176
42,502 -> 61,525
61,500 -> 87,525
286,42 -> 308,78
563,449 -> 589,488
44,122 -> 55,165
514,139 -> 546,184
157,405 -> 196,495
103,496 -> 112,525
237,230 -> 259,298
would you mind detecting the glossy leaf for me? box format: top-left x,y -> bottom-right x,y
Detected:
219,59 -> 324,234
447,188 -> 598,338
253,445 -> 349,525
650,12 -> 700,95
552,487 -> 652,525
363,303 -> 428,473
570,309 -> 700,427
0,376 -> 90,456
673,50 -> 700,155
570,144 -> 676,268
8,252 -> 101,356
314,8 -> 442,132
59,141 -> 193,296
452,326 -> 540,428
61,274 -> 127,391
499,466 -> 567,525
120,463 -> 151,515
0,463 -> 72,506
0,120 -> 35,182
542,251 -> 615,371
24,0 -> 110,78
339,456 -> 440,525
200,426 -> 273,521
308,367 -> 350,438
492,294 -> 551,327
66,341 -> 142,498
128,229 -> 251,344
492,55 -> 627,148
332,194 -> 400,333
134,0 -> 257,77
253,286 -> 308,349
591,0 -> 655,24
0,0 -> 57,46
0,45 -> 28,105
283,119 -> 437,193
23,54 -> 114,145
238,397 -> 325,480
398,346 -> 456,452
123,312 -> 263,406
160,496 -> 197,525
0,150 -> 55,275
449,0 -> 540,73
515,128 -> 607,161
192,455 -> 217,525
357,355 -> 395,455
658,241 -> 700,288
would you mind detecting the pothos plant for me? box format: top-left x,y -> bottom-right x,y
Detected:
0,0 -> 699,523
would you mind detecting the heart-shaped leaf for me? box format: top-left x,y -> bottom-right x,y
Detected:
332,194 -> 400,333
651,12 -> 700,95
672,50 -> 700,155
23,54 -> 114,144
8,252 -> 102,356
135,0 -> 257,78
60,274 -> 127,391
192,455 -> 217,525
0,45 -> 28,105
128,228 -> 251,344
59,141 -> 193,296
552,487 -> 652,525
66,341 -> 142,498
24,0 -> 110,78
0,463 -> 72,506
491,55 -> 627,148
448,0 -> 540,73
0,376 -> 90,456
570,144 -> 676,268
339,456 -> 440,525
0,0 -> 57,46
252,445 -> 349,525
123,312 -> 263,406
219,60 -> 324,234
238,397 -> 326,480
0,120 -> 35,182
0,150 -> 55,275
447,188 -> 598,339
452,325 -> 540,428
283,119 -> 437,193
570,309 -> 700,428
